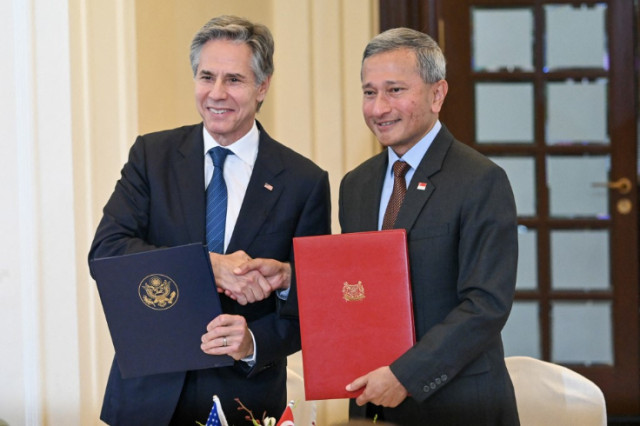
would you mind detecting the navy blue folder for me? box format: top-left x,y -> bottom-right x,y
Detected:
90,243 -> 233,378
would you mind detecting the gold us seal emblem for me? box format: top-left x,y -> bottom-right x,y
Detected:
342,281 -> 365,302
139,274 -> 179,310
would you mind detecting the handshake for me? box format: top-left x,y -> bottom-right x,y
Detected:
208,250 -> 291,306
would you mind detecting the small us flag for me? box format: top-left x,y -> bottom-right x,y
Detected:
264,182 -> 274,191
206,395 -> 229,426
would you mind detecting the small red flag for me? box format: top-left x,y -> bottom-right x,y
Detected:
276,401 -> 294,426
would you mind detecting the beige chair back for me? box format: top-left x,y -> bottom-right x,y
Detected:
506,356 -> 606,426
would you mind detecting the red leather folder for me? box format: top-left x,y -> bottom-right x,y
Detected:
293,229 -> 415,400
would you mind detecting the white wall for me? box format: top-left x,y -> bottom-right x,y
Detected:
1,0 -> 81,424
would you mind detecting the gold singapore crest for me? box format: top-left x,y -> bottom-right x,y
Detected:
139,274 -> 178,310
342,281 -> 365,302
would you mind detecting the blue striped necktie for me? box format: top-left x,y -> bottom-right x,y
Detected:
206,147 -> 231,253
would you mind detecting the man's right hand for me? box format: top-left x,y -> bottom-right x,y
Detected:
233,258 -> 292,292
209,250 -> 272,305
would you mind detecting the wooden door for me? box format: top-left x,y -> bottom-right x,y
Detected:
380,0 -> 640,418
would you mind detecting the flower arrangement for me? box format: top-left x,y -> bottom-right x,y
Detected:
234,398 -> 277,426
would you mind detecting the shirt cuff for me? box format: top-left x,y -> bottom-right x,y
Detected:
241,329 -> 257,366
276,287 -> 290,300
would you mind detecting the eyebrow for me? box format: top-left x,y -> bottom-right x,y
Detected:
225,72 -> 246,80
198,69 -> 247,80
362,80 -> 403,89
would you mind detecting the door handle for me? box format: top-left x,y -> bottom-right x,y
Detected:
592,177 -> 632,194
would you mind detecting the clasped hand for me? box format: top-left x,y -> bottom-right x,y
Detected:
209,250 -> 291,305
201,314 -> 253,360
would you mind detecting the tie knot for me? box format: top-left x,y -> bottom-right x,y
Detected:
209,146 -> 231,168
393,161 -> 410,178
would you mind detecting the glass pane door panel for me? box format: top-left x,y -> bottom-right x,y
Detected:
544,4 -> 608,70
471,8 -> 534,72
551,301 -> 613,365
517,226 -> 538,290
476,83 -> 534,143
490,156 -> 536,216
551,230 -> 610,290
547,155 -> 609,218
503,301 -> 540,358
546,79 -> 609,144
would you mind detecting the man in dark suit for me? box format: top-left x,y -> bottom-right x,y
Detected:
89,16 -> 330,425
340,28 -> 519,425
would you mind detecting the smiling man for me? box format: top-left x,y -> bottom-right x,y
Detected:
339,28 -> 520,425
89,15 -> 330,425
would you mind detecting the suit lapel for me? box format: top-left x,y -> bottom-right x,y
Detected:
359,153 -> 387,231
175,124 -> 206,243
227,127 -> 285,253
394,126 -> 454,231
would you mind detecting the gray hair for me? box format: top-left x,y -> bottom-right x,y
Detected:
362,27 -> 446,84
190,15 -> 274,86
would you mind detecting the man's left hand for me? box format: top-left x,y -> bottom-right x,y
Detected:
346,366 -> 408,407
201,314 -> 254,361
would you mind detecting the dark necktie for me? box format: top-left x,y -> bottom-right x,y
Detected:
206,147 -> 231,253
382,160 -> 411,230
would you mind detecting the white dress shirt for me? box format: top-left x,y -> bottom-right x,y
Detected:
203,121 -> 259,253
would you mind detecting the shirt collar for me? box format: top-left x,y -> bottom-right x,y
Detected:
387,120 -> 442,170
203,121 -> 260,168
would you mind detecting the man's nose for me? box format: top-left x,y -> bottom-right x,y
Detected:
371,94 -> 391,116
210,80 -> 227,99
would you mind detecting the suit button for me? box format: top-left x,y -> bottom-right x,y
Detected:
435,378 -> 441,385
441,374 -> 448,382
430,382 -> 436,389
423,385 -> 430,393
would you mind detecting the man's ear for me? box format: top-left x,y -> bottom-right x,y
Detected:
257,75 -> 272,103
431,79 -> 448,114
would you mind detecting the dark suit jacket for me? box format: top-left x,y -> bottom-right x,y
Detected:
339,126 -> 519,425
89,121 -> 331,425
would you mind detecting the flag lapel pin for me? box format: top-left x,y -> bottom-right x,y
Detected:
264,183 -> 274,191
417,182 -> 427,191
